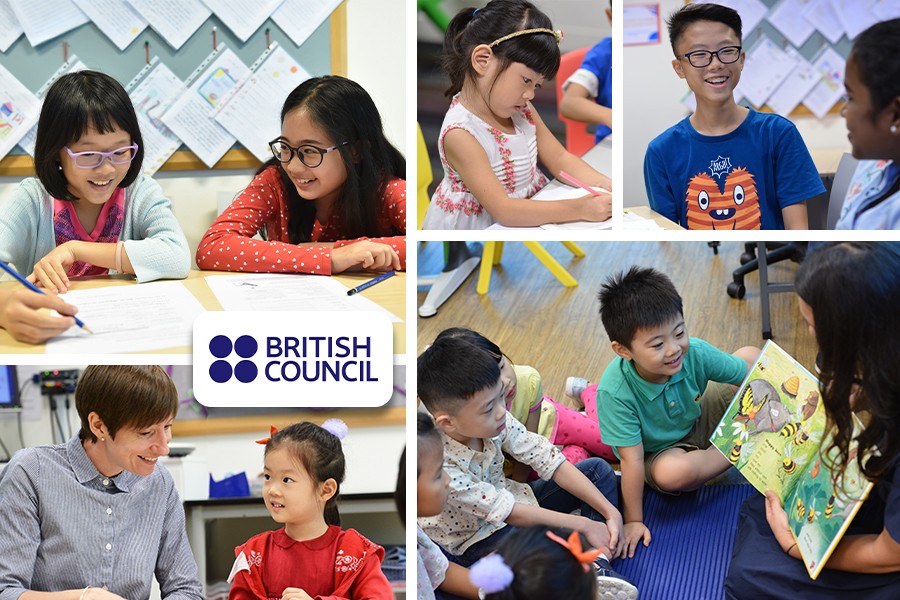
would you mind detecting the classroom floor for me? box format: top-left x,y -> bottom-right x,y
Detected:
417,241 -> 818,405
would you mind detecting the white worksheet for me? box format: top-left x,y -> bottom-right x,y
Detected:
200,0 -> 284,42
126,58 -> 184,175
8,0 -> 88,47
0,63 -> 41,161
534,184 -> 612,230
623,211 -> 665,231
126,0 -> 211,50
159,46 -> 249,167
204,274 -> 402,322
766,0 -> 817,48
0,0 -> 24,52
766,47 -> 820,116
873,0 -> 900,21
211,44 -> 311,162
46,281 -> 205,354
802,0 -> 844,44
72,0 -> 147,50
801,46 -> 845,119
271,0 -> 342,47
735,35 -> 799,109
830,0 -> 879,40
715,0 -> 769,35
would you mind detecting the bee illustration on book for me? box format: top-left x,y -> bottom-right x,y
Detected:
735,379 -> 792,434
806,499 -> 817,524
795,496 -> 806,521
727,437 -> 743,465
825,494 -> 835,519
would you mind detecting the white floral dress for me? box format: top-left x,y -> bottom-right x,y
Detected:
422,95 -> 549,230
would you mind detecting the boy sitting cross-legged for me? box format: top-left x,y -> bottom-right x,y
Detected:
417,337 -> 637,599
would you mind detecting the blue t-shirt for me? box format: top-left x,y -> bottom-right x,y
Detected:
644,109 -> 825,229
581,38 -> 612,142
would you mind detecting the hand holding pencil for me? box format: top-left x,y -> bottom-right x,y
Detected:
0,261 -> 88,344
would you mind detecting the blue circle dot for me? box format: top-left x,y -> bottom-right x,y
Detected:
209,335 -> 232,358
234,360 -> 258,383
234,335 -> 258,358
209,360 -> 232,383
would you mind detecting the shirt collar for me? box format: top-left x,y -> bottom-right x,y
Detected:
620,358 -> 686,401
66,433 -> 138,492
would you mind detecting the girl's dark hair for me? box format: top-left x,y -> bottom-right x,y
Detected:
848,19 -> 900,117
441,0 -> 560,98
795,242 -> 900,487
416,411 -> 442,477
481,527 -> 596,599
395,447 -> 405,526
77,365 -> 177,443
34,70 -> 145,201
259,75 -> 405,244
434,327 -> 504,363
266,421 -> 346,526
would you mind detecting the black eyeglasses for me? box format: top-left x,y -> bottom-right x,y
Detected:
268,139 -> 349,168
677,45 -> 742,68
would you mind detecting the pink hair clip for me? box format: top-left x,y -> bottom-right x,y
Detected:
469,554 -> 514,597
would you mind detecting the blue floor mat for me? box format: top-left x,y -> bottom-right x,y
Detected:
612,484 -> 754,600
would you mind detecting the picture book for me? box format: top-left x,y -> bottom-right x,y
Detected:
709,340 -> 874,579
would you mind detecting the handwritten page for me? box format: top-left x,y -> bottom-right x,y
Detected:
126,59 -> 184,176
0,63 -> 41,161
802,46 -> 845,119
46,281 -> 205,355
766,47 -> 820,116
204,274 -> 402,322
8,0 -> 88,47
830,0 -> 879,40
801,0 -> 845,44
159,46 -> 249,167
0,0 -> 23,52
531,184 -> 612,230
271,0 -> 342,47
735,35 -> 798,109
212,44 -> 311,162
200,0 -> 285,42
766,0 -> 816,48
72,0 -> 147,50
17,57 -> 88,156
126,0 -> 211,50
715,0 -> 769,35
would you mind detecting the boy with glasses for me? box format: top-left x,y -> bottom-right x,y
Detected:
643,3 -> 824,230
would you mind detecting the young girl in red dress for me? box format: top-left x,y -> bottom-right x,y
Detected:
228,420 -> 393,600
196,76 -> 405,276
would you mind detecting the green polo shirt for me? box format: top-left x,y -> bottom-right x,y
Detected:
596,337 -> 746,457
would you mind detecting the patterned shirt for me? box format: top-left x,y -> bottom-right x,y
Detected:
0,435 -> 202,600
418,412 -> 566,555
54,187 -> 125,277
196,166 -> 406,275
417,525 -> 448,600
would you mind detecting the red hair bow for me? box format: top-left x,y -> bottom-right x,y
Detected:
256,425 -> 278,445
546,530 -> 604,573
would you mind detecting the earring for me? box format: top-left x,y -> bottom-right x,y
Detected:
101,437 -> 105,442
891,124 -> 898,134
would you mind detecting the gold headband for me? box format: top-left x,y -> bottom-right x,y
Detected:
488,28 -> 563,48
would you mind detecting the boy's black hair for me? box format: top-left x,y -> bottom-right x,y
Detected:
849,19 -> 900,117
35,70 -> 145,201
434,327 -> 504,363
598,266 -> 684,348
416,411 -> 442,476
259,75 -> 405,244
666,3 -> 742,55
481,527 -> 596,599
417,337 -> 501,414
394,447 -> 405,526
796,242 -> 900,488
441,0 -> 560,98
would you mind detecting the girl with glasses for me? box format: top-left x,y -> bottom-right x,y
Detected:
196,75 -> 406,275
0,70 -> 190,344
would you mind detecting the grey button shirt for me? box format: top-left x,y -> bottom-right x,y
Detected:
0,435 -> 202,600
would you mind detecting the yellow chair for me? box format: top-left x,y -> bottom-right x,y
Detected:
416,123 -> 432,229
477,241 -> 585,295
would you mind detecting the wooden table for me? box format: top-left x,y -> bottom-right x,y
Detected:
626,206 -> 685,230
0,270 -> 406,356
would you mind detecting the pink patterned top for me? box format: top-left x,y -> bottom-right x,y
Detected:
196,167 -> 406,275
422,96 -> 549,230
53,187 -> 125,277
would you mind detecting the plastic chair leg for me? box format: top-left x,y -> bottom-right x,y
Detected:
477,241 -> 500,295
561,241 -> 585,257
418,255 -> 480,317
493,241 -> 504,264
523,242 -> 578,287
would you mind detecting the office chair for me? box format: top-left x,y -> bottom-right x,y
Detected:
555,46 -> 594,157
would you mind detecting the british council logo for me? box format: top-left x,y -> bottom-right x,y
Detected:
208,334 -> 259,383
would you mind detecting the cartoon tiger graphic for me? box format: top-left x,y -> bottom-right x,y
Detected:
684,167 -> 761,230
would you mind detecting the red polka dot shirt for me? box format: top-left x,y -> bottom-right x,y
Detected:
196,166 -> 406,275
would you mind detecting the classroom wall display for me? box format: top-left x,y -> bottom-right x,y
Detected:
624,4 -> 662,46
0,0 -> 346,175
687,0 -> 900,118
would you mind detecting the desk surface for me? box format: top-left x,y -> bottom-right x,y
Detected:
0,270 -> 406,356
627,206 -> 685,231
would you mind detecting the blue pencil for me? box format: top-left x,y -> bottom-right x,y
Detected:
0,261 -> 92,334
346,271 -> 396,296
